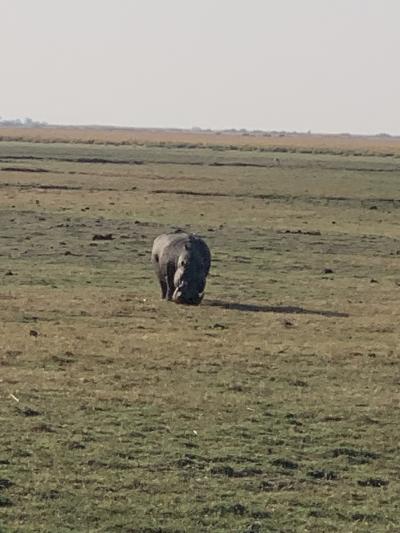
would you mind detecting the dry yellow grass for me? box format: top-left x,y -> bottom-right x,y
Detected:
1,125 -> 400,156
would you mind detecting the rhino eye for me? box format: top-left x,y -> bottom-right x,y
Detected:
180,260 -> 186,267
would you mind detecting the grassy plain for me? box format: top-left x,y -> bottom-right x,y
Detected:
1,131 -> 400,532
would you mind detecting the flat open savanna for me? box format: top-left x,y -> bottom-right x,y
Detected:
1,131 -> 399,532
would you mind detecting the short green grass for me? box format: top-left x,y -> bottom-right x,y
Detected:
1,140 -> 400,532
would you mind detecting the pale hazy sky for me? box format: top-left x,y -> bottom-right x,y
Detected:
1,0 -> 399,134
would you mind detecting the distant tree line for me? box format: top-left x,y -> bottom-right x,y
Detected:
0,117 -> 48,127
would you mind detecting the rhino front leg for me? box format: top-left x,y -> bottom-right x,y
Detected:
159,278 -> 168,299
166,262 -> 176,301
166,277 -> 175,300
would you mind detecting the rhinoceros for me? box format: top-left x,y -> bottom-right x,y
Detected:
151,232 -> 211,305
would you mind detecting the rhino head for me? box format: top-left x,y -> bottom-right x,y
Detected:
172,244 -> 207,305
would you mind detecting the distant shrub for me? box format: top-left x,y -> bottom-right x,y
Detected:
271,146 -> 288,153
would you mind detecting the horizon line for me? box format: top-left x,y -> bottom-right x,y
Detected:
0,120 -> 399,140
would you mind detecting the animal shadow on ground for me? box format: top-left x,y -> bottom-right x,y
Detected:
206,300 -> 349,318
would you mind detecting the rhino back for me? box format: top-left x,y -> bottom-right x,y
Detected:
152,233 -> 190,265
152,233 -> 210,273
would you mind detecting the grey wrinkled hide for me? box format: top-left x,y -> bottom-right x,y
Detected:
151,232 -> 211,305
